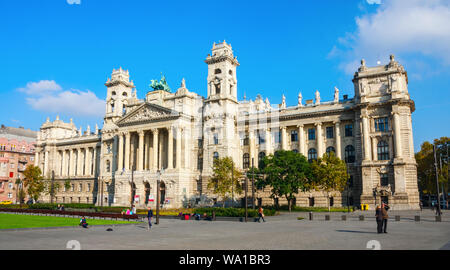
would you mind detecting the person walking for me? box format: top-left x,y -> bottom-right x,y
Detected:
147,207 -> 153,230
419,201 -> 423,211
375,205 -> 383,234
381,203 -> 389,233
258,207 -> 265,223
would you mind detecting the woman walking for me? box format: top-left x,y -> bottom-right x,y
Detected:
258,207 -> 265,223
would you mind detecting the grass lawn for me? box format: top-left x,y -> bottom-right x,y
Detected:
0,213 -> 140,229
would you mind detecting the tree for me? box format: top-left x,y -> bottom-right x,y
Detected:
22,165 -> 45,202
64,179 -> 71,192
15,178 -> 25,204
208,157 -> 243,207
416,137 -> 449,199
311,152 -> 349,212
45,180 -> 60,202
258,150 -> 313,212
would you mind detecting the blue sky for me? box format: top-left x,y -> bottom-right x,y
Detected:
0,0 -> 449,151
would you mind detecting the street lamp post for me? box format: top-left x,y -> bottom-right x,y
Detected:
50,170 -> 55,204
433,144 -> 442,216
252,158 -> 255,210
156,169 -> 162,225
231,161 -> 234,208
245,177 -> 248,222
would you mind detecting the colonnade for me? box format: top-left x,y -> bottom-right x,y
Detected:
116,126 -> 189,172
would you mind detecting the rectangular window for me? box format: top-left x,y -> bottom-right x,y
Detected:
345,124 -> 353,137
197,157 -> 203,170
198,139 -> 203,148
8,193 -> 12,199
291,130 -> 298,142
308,128 -> 316,140
375,117 -> 389,132
213,134 -> 219,145
326,126 -> 334,139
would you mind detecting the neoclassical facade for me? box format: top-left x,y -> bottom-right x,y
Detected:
35,41 -> 419,210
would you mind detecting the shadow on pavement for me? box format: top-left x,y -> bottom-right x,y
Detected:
336,230 -> 378,234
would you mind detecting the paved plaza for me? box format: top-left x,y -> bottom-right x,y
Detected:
0,211 -> 449,250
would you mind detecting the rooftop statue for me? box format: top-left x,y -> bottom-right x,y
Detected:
150,73 -> 171,92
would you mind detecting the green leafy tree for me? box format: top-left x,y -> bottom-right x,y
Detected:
311,152 -> 349,212
64,179 -> 71,192
22,165 -> 45,202
45,180 -> 61,202
208,157 -> 243,207
15,178 -> 25,204
258,150 -> 313,212
416,137 -> 449,198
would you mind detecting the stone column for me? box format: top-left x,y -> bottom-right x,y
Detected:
361,115 -> 371,160
408,116 -> 414,158
117,133 -> 124,172
334,122 -> 341,159
85,147 -> 90,176
152,129 -> 159,170
144,133 -> 150,170
138,130 -> 145,171
68,149 -> 73,176
167,127 -> 173,169
372,137 -> 378,161
393,112 -> 402,158
315,122 -> 323,158
77,148 -> 82,176
43,150 -> 48,176
184,128 -> 189,169
265,128 -> 272,154
34,151 -> 39,166
60,150 -> 65,176
249,129 -> 255,166
176,126 -> 181,169
93,147 -> 97,176
124,132 -> 131,171
281,126 -> 287,150
298,125 -> 305,156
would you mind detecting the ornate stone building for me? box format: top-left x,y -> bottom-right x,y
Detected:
35,41 -> 419,210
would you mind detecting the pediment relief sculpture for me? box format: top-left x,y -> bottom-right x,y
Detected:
120,104 -> 175,124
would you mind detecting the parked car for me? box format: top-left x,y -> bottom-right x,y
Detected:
0,200 -> 13,205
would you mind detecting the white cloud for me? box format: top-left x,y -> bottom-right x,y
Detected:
17,80 -> 62,95
366,0 -> 382,4
67,0 -> 81,5
331,0 -> 450,74
19,80 -> 105,118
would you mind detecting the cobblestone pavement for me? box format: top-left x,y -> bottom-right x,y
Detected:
0,211 -> 449,250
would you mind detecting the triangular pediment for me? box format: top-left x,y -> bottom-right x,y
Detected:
117,102 -> 180,126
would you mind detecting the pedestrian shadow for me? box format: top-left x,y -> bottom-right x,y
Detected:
336,230 -> 378,234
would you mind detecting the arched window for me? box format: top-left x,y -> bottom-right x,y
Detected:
214,68 -> 222,74
258,152 -> 266,164
229,70 -> 233,75
243,153 -> 250,169
377,140 -> 389,160
344,145 -> 355,163
213,152 -> 219,160
111,91 -> 116,96
292,149 -> 299,153
326,146 -> 336,155
308,148 -> 317,162
122,92 -> 128,97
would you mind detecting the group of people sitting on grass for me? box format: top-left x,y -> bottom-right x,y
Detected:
178,212 -> 213,221
121,204 -> 137,215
